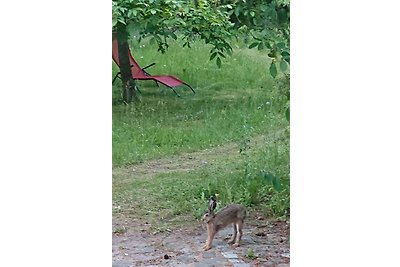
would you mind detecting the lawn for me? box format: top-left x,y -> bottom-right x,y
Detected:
112,37 -> 290,228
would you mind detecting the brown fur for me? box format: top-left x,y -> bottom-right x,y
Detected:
202,204 -> 246,250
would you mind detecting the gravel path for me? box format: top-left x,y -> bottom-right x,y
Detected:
113,216 -> 289,266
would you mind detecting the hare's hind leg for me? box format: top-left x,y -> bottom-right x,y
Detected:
228,223 -> 237,244
232,220 -> 244,247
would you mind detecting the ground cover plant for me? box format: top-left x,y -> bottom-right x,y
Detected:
112,38 -> 290,232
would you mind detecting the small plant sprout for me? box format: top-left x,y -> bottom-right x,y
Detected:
246,247 -> 256,260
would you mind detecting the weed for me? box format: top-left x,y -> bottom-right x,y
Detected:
113,226 -> 127,235
246,247 -> 257,260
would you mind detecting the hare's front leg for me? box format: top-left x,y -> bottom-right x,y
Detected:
203,227 -> 215,250
203,239 -> 213,251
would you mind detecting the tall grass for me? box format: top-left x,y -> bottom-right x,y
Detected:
112,38 -> 287,166
113,127 -> 289,223
112,38 -> 290,224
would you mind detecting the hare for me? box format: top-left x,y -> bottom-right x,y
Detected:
201,196 -> 247,251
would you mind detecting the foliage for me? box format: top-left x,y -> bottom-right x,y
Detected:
226,0 -> 290,76
112,0 -> 290,76
246,247 -> 256,260
112,0 -> 234,67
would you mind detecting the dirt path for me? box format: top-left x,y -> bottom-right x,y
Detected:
113,135 -> 290,266
113,135 -> 260,180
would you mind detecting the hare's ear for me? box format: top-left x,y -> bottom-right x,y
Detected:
208,195 -> 217,212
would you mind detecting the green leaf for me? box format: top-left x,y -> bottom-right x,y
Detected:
281,51 -> 290,64
251,34 -> 262,41
169,32 -> 177,40
234,6 -> 241,17
268,49 -> 276,58
216,57 -> 222,68
150,9 -> 157,15
224,43 -> 233,52
277,42 -> 286,49
281,51 -> 290,58
154,34 -> 162,42
112,19 -> 117,27
269,62 -> 277,78
117,18 -> 126,25
126,9 -> 137,18
249,42 -> 259,49
210,52 -> 217,61
270,9 -> 278,21
285,107 -> 290,122
280,60 -> 287,72
257,42 -> 264,51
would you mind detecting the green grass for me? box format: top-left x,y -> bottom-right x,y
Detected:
112,38 -> 288,166
115,37 -> 272,92
113,128 -> 289,223
112,38 -> 290,228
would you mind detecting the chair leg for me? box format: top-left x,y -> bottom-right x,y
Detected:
112,72 -> 121,84
170,87 -> 180,97
183,82 -> 196,94
134,83 -> 142,94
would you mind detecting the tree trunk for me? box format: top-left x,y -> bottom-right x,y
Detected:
115,23 -> 136,103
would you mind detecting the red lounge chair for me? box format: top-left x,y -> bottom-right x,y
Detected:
112,39 -> 195,96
